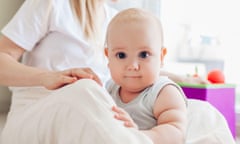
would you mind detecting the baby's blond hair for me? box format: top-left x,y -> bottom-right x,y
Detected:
106,8 -> 164,47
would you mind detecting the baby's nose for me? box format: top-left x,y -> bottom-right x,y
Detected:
127,60 -> 139,70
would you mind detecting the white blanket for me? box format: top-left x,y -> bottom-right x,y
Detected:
1,79 -> 236,144
186,99 -> 236,144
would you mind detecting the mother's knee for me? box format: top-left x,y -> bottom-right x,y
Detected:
73,79 -> 100,89
56,79 -> 102,99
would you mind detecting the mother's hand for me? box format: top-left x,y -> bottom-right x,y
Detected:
41,68 -> 102,90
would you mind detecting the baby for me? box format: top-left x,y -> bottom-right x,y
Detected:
104,8 -> 187,144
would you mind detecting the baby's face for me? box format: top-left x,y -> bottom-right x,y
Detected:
106,18 -> 164,92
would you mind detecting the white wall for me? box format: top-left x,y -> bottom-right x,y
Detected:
161,0 -> 240,93
0,0 -> 25,112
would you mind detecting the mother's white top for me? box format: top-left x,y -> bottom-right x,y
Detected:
1,0 -> 117,110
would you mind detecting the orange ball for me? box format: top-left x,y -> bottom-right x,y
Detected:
207,69 -> 225,84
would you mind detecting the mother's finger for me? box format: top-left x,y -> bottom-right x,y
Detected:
70,68 -> 102,86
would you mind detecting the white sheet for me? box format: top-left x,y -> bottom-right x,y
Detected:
186,99 -> 236,144
1,79 -> 236,144
1,79 -> 153,144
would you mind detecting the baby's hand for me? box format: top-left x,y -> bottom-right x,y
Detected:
112,106 -> 138,129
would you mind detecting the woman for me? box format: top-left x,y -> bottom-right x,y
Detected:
0,0 -> 154,143
0,0 -> 209,143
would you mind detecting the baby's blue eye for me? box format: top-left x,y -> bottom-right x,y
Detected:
116,52 -> 126,59
139,51 -> 149,58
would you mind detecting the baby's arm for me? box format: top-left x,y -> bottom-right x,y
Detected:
143,85 -> 187,144
112,106 -> 138,129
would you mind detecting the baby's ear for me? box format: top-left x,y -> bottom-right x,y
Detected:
161,47 -> 167,58
104,48 -> 109,57
160,47 -> 167,67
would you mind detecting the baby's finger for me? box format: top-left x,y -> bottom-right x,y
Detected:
124,121 -> 134,127
124,121 -> 138,129
114,113 -> 129,121
112,106 -> 126,115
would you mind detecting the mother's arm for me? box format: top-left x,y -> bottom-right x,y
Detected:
0,36 -> 101,90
